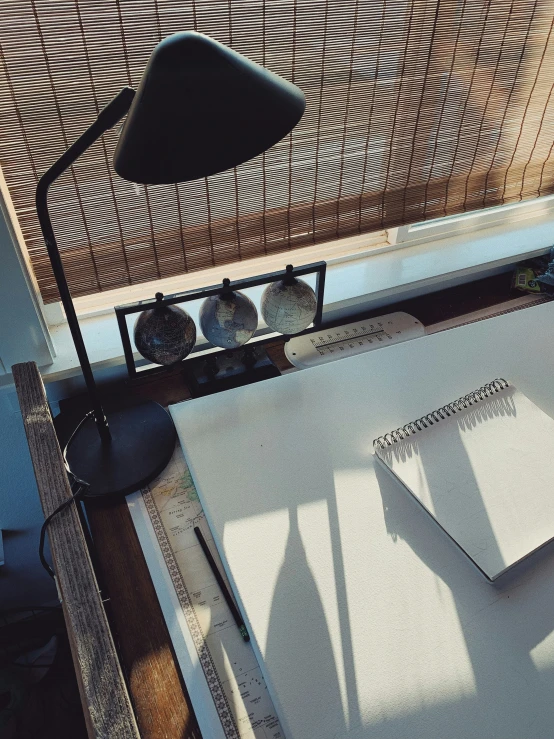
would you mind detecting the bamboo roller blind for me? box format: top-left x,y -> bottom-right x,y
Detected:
1,1 -> 554,302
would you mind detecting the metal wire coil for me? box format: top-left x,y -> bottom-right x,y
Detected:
373,378 -> 509,451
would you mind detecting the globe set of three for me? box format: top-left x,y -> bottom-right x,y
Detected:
133,268 -> 318,367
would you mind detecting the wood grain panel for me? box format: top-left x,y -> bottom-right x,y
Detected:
12,361 -> 140,739
51,375 -> 201,739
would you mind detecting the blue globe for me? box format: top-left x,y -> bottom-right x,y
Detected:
200,290 -> 258,349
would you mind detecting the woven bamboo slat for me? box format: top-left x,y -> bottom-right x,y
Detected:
1,0 -> 554,302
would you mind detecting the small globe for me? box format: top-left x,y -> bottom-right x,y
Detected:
134,293 -> 196,365
261,271 -> 317,334
200,285 -> 258,349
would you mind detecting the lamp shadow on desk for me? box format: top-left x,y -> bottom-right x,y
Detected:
374,420 -> 554,739
226,385 -> 363,737
263,504 -> 352,738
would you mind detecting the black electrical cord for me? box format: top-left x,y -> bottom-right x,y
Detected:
39,482 -> 87,579
39,411 -> 94,578
62,410 -> 94,475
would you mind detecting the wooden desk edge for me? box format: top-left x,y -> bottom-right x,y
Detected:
13,361 -> 140,739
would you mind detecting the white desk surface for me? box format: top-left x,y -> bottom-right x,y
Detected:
171,301 -> 554,739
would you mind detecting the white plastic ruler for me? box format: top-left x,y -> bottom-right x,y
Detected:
285,311 -> 424,369
128,445 -> 285,739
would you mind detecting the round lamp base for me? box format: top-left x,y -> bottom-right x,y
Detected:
64,400 -> 176,499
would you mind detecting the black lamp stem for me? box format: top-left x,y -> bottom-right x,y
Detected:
35,87 -> 136,444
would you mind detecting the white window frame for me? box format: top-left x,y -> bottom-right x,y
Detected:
3,190 -> 554,387
63,193 -> 554,322
61,228 -> 390,321
391,195 -> 554,247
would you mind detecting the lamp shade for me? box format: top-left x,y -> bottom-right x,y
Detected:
113,31 -> 306,184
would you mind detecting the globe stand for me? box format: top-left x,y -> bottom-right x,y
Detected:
204,354 -> 220,378
115,263 -> 326,384
185,346 -> 280,398
65,400 -> 176,498
241,346 -> 258,368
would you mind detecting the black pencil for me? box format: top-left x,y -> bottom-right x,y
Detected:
194,525 -> 250,642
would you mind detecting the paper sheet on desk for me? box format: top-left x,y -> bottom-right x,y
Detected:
127,444 -> 285,739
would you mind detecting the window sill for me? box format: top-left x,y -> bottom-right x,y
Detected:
3,209 -> 553,393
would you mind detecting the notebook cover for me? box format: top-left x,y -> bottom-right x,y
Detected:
374,382 -> 554,581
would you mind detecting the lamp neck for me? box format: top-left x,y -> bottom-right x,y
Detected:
35,87 -> 136,444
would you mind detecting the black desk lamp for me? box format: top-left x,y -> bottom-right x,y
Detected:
36,32 -> 305,498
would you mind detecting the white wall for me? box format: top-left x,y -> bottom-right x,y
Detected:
0,392 -> 56,607
0,179 -> 56,608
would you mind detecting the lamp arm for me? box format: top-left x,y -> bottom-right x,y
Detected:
35,87 -> 136,443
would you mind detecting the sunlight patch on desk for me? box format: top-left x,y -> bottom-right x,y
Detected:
223,508 -> 289,654
530,630 -> 554,672
333,467 -> 477,726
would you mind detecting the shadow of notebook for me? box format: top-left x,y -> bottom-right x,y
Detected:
374,379 -> 554,582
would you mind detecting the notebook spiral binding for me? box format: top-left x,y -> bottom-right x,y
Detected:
373,378 -> 509,451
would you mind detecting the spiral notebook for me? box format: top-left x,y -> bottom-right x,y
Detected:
374,379 -> 554,582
